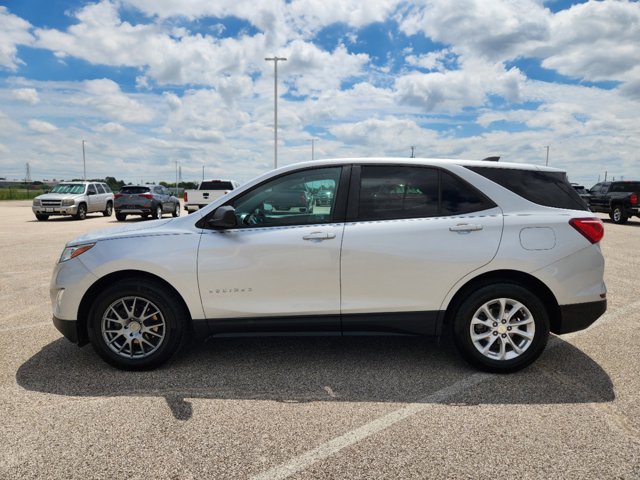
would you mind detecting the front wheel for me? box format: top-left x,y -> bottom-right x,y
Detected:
451,283 -> 549,373
609,206 -> 628,224
74,203 -> 87,220
87,279 -> 187,370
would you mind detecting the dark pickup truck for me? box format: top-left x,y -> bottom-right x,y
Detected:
589,181 -> 640,224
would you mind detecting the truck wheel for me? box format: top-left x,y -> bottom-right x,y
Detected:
452,283 -> 550,373
74,203 -> 87,220
35,214 -> 49,221
610,206 -> 628,224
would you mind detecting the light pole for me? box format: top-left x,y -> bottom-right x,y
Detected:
308,138 -> 318,160
545,145 -> 550,166
265,56 -> 287,169
410,146 -> 415,158
82,140 -> 86,181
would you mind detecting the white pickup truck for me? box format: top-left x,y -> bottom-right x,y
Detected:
183,179 -> 240,213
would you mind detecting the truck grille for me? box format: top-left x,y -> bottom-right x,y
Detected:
41,200 -> 62,207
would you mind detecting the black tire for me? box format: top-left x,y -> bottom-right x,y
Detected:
103,201 -> 113,217
35,214 -> 49,221
609,205 -> 628,224
86,279 -> 188,370
451,283 -> 550,373
172,202 -> 180,217
153,204 -> 162,219
74,203 -> 87,220
115,212 -> 127,221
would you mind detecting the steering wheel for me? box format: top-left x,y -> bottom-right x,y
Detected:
243,207 -> 266,225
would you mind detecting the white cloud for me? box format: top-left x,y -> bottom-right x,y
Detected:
0,7 -> 34,70
28,119 -> 58,133
95,122 -> 126,134
82,79 -> 155,123
12,88 -> 39,104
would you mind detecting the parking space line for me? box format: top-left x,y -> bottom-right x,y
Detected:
250,372 -> 490,480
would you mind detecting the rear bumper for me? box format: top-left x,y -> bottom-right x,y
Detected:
555,299 -> 607,334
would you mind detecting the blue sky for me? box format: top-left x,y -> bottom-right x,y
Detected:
0,0 -> 639,185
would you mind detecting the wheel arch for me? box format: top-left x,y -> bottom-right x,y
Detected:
76,270 -> 192,346
442,270 -> 561,333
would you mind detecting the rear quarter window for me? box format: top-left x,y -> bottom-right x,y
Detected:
468,166 -> 588,211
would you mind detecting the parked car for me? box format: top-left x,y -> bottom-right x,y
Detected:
183,179 -> 240,213
114,185 -> 180,221
32,181 -> 114,221
571,183 -> 591,208
588,180 -> 640,224
51,158 -> 606,373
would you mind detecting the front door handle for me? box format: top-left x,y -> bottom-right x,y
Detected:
303,232 -> 337,241
449,223 -> 483,233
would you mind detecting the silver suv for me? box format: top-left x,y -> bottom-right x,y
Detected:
33,182 -> 114,221
50,158 -> 606,372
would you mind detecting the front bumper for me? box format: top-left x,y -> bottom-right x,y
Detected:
53,315 -> 83,344
555,299 -> 607,334
32,205 -> 79,216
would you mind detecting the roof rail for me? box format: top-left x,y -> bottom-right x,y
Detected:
482,156 -> 500,162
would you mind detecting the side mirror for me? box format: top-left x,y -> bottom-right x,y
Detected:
207,205 -> 237,229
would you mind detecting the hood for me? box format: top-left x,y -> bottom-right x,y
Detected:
67,218 -> 187,246
36,193 -> 82,200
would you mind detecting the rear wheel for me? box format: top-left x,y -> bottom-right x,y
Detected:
452,283 -> 550,373
103,201 -> 113,217
115,212 -> 126,221
87,279 -> 187,370
74,203 -> 87,220
35,214 -> 49,221
610,206 -> 628,224
153,204 -> 162,219
172,203 -> 180,217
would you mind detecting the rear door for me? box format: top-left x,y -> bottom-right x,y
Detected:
340,165 -> 503,334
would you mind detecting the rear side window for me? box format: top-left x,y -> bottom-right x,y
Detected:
200,181 -> 235,190
611,182 -> 640,193
95,184 -> 105,194
121,186 -> 151,194
357,166 -> 495,221
468,167 -> 588,211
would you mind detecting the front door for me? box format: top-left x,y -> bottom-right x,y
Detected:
197,166 -> 347,330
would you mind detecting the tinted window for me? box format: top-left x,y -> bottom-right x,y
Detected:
468,167 -> 588,211
121,186 -> 150,194
231,167 -> 342,227
201,181 -> 235,190
611,182 -> 640,193
357,166 -> 495,221
102,184 -> 112,193
95,184 -> 105,194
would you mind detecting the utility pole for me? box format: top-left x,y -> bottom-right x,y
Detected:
410,146 -> 416,158
308,138 -> 318,160
175,160 -> 178,192
545,145 -> 549,166
265,56 -> 287,169
82,140 -> 86,180
202,165 -> 205,182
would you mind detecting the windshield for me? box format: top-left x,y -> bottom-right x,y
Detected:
51,184 -> 86,194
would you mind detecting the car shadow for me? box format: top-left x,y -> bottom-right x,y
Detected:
16,335 -> 614,421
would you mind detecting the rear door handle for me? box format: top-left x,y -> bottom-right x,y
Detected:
303,232 -> 336,241
449,223 -> 483,233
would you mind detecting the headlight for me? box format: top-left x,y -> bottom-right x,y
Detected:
61,198 -> 75,207
59,243 -> 95,263
33,199 -> 41,206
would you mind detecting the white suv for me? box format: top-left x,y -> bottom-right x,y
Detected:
50,158 -> 606,372
32,181 -> 114,221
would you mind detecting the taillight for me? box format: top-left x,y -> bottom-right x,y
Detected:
183,191 -> 188,202
139,193 -> 153,199
569,217 -> 604,244
114,193 -> 122,199
630,193 -> 638,206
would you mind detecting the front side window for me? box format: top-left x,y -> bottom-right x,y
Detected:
357,166 -> 494,221
231,167 -> 342,227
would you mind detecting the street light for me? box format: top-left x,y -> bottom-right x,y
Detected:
82,140 -> 86,181
308,138 -> 318,160
545,145 -> 550,166
265,56 -> 287,169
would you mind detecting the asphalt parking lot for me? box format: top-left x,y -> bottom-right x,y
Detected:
1,200 -> 639,479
